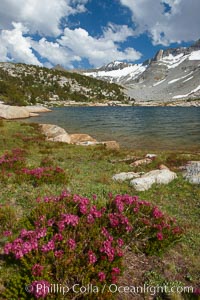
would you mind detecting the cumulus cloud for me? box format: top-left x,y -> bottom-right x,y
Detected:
58,26 -> 142,67
0,22 -> 42,65
0,21 -> 141,68
0,0 -> 88,36
120,0 -> 200,45
31,38 -> 81,68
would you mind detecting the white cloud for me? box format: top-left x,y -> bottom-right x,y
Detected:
120,0 -> 200,45
58,26 -> 142,67
31,38 -> 81,68
0,22 -> 42,65
0,0 -> 88,36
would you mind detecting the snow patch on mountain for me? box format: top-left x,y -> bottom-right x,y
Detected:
189,50 -> 200,60
183,76 -> 193,83
158,53 -> 189,69
84,64 -> 147,82
168,71 -> 193,84
173,85 -> 200,99
153,79 -> 166,86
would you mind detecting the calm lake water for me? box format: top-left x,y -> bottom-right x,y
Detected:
25,106 -> 200,150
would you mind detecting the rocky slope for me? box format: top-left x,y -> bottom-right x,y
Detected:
0,62 -> 128,107
83,40 -> 200,103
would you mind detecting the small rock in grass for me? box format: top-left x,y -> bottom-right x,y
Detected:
130,158 -> 152,167
183,161 -> 200,184
112,172 -> 143,182
130,169 -> 177,191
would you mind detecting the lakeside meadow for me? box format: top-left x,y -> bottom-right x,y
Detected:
0,119 -> 199,299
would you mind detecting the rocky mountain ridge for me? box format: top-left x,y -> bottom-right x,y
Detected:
83,40 -> 200,102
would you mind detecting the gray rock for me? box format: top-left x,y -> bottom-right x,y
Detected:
40,124 -> 71,143
184,161 -> 200,184
0,104 -> 30,119
112,172 -> 142,182
70,133 -> 97,144
131,158 -> 152,167
130,169 -> 177,191
24,106 -> 51,113
145,154 -> 157,159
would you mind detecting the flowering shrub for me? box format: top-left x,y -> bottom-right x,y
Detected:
108,194 -> 183,255
15,166 -> 68,186
0,148 -> 26,170
3,192 -> 183,299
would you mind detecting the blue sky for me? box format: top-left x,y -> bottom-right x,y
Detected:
0,0 -> 199,69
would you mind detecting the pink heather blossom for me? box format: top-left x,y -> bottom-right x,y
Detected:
53,233 -> 63,241
112,267 -> 120,275
88,250 -> 97,264
117,238 -> 124,247
67,238 -> 76,250
153,207 -> 164,219
30,280 -> 50,299
133,207 -> 139,213
109,213 -> 119,227
92,194 -> 97,200
57,221 -> 65,232
54,250 -> 64,258
41,240 -> 55,253
100,240 -> 115,262
4,242 -> 12,254
116,248 -> 124,257
172,226 -> 181,234
32,264 -> 44,276
194,288 -> 200,295
101,227 -> 113,241
3,230 -> 12,237
87,214 -> 95,224
79,204 -> 88,214
47,218 -> 55,226
98,272 -> 106,282
111,275 -> 117,284
61,214 -> 79,227
90,205 -> 102,218
36,228 -> 47,239
157,232 -> 163,241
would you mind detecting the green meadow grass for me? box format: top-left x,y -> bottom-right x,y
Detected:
0,120 -> 199,299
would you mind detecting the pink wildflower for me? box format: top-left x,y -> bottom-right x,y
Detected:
157,232 -> 163,241
30,280 -> 50,299
88,250 -> 97,264
32,264 -> 44,276
98,272 -> 106,282
54,250 -> 64,258
67,238 -> 76,250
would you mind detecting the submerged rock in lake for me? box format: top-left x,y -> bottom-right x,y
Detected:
183,161 -> 200,184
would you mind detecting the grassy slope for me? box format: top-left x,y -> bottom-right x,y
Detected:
0,120 -> 199,299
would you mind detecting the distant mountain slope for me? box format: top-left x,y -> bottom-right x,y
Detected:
0,62 -> 128,106
83,40 -> 200,102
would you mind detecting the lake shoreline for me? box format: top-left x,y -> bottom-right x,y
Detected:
23,106 -> 200,151
47,99 -> 200,107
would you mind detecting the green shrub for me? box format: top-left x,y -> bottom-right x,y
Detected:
2,192 -> 183,299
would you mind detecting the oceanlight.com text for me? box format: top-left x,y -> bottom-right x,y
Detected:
25,282 -> 194,296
